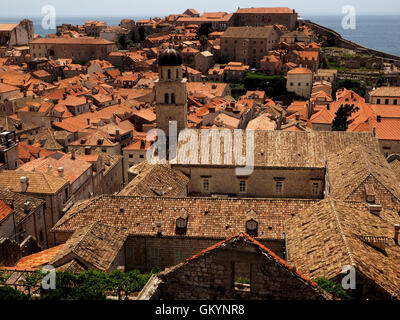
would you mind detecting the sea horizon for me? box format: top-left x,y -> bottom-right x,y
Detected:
1,14 -> 400,56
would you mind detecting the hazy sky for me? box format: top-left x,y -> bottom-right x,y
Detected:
1,0 -> 399,17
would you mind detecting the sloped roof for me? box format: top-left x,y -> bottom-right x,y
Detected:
17,152 -> 92,184
0,171 -> 68,194
286,198 -> 400,298
327,145 -> 400,201
173,130 -> 380,168
236,7 -> 295,14
0,188 -> 45,225
0,200 -> 12,222
50,221 -> 128,272
120,162 -> 189,197
52,195 -> 318,240
12,245 -> 64,270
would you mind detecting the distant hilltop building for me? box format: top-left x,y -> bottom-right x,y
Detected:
0,19 -> 34,50
29,37 -> 117,62
234,7 -> 298,30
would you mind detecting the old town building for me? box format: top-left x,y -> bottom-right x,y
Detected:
221,26 -> 281,68
29,37 -> 116,61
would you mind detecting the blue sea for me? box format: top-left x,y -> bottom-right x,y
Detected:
304,15 -> 400,56
1,15 -> 400,56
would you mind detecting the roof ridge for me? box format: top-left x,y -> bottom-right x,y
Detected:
328,198 -> 355,267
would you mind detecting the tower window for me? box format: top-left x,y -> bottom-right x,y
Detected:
276,181 -> 283,194
164,93 -> 169,104
171,93 -> 175,104
239,180 -> 246,193
176,69 -> 179,79
312,182 -> 319,195
168,69 -> 171,79
203,179 -> 210,192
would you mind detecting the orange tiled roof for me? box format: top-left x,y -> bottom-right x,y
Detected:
13,245 -> 64,270
236,7 -> 295,14
0,200 -> 12,222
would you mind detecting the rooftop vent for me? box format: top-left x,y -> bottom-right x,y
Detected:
57,167 -> 64,178
20,176 -> 29,192
369,203 -> 382,216
24,201 -> 31,214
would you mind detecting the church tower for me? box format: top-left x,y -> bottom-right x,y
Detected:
155,49 -> 188,137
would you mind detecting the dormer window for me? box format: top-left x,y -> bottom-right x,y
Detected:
176,217 -> 187,229
246,219 -> 258,232
176,208 -> 188,234
365,183 -> 376,203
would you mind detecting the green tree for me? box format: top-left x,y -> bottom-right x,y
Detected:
314,277 -> 351,300
337,79 -> 366,97
0,286 -> 29,301
118,34 -> 128,49
376,75 -> 385,87
215,55 -> 230,65
23,270 -> 43,298
197,23 -> 212,39
332,103 -> 360,131
326,31 -> 336,47
243,72 -> 287,97
199,35 -> 208,50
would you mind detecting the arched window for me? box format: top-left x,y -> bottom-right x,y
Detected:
171,93 -> 176,104
164,93 -> 169,104
168,69 -> 171,79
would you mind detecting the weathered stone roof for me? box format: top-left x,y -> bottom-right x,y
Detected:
173,130 -> 379,168
52,195 -> 318,240
50,221 -> 128,272
327,145 -> 400,201
119,162 -> 189,197
286,198 -> 400,298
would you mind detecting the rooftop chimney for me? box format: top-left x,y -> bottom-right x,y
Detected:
395,224 -> 400,245
71,149 -> 76,160
58,167 -> 64,178
85,146 -> 91,155
24,201 -> 31,214
20,176 -> 29,192
47,164 -> 52,174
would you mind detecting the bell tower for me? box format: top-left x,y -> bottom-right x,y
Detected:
155,49 -> 188,137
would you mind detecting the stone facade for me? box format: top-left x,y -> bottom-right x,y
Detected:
29,37 -> 116,62
0,20 -> 34,50
139,234 -> 330,300
221,26 -> 281,68
177,166 -> 325,199
234,8 -> 298,30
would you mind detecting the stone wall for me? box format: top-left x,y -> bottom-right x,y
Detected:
176,166 -> 325,199
149,239 -> 329,300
